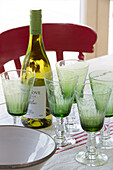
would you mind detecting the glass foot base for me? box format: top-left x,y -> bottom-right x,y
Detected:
96,136 -> 113,149
65,123 -> 83,134
75,151 -> 108,166
54,136 -> 76,148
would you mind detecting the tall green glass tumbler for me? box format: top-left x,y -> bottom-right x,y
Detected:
44,70 -> 78,147
1,70 -> 35,125
56,59 -> 89,133
75,82 -> 111,166
89,70 -> 113,149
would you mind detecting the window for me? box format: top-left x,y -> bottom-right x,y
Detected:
0,0 -> 80,70
0,0 -> 80,33
1,0 -> 110,60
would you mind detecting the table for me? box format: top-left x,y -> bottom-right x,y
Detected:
0,54 -> 113,170
87,54 -> 113,73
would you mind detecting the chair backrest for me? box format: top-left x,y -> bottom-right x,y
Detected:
0,23 -> 97,73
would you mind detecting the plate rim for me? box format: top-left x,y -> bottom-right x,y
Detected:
0,125 -> 57,169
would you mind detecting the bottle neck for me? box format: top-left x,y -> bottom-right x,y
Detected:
30,10 -> 42,35
30,22 -> 42,35
29,34 -> 42,46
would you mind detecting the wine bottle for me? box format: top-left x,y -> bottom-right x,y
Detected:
21,9 -> 52,128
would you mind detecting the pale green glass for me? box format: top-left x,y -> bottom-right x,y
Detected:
1,70 -> 35,125
56,59 -> 89,134
44,70 -> 78,147
75,82 -> 111,166
89,70 -> 113,149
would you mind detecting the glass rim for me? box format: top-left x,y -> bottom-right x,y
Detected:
43,70 -> 79,83
89,70 -> 113,82
75,82 -> 112,96
1,69 -> 36,79
56,58 -> 89,69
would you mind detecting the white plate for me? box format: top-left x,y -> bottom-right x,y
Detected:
0,126 -> 56,169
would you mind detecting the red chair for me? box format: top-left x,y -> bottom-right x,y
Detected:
0,23 -> 97,73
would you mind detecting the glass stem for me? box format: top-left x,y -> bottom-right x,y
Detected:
100,118 -> 110,140
13,116 -> 17,125
86,132 -> 98,160
13,116 -> 21,126
55,117 -> 65,144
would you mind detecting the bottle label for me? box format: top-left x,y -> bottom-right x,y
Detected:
25,86 -> 46,119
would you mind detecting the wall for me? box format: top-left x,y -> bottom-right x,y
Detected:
80,0 -> 110,59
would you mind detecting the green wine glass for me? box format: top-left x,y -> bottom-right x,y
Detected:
75,82 -> 111,166
56,59 -> 89,134
43,70 -> 78,147
1,70 -> 35,125
89,70 -> 113,149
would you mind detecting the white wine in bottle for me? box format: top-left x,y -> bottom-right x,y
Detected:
21,10 -> 52,128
